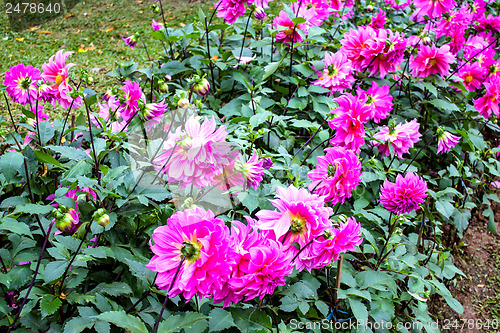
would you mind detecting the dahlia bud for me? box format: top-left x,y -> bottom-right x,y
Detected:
97,214 -> 110,227
150,3 -> 159,13
177,98 -> 190,109
193,77 -> 210,96
366,5 -> 374,11
56,212 -> 75,232
254,7 -> 266,20
422,36 -> 431,45
103,90 -> 113,102
262,157 -> 273,170
158,80 -> 169,93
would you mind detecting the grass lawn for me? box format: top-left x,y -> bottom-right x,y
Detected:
0,0 -> 213,120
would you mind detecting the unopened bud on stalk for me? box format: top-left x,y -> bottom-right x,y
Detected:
158,80 -> 169,93
56,212 -> 75,232
367,4 -> 374,11
254,7 -> 266,20
193,77 -> 210,96
177,98 -> 190,109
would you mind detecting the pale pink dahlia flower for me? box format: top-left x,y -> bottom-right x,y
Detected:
4,63 -> 41,105
329,93 -> 371,154
256,185 -> 333,247
42,50 -> 82,109
146,207 -> 237,301
153,115 -> 232,189
437,129 -> 461,154
357,81 -> 393,123
143,101 -> 167,129
380,172 -> 428,214
312,51 -> 355,93
372,119 -> 422,158
410,44 -> 455,77
216,0 -> 250,24
474,76 -> 500,119
308,147 -> 362,205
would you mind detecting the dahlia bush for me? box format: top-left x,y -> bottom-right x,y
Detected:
1,0 -> 500,332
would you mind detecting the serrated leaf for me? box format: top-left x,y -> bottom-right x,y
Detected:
348,297 -> 368,322
157,311 -> 209,333
13,203 -> 54,215
91,282 -> 132,296
92,311 -> 147,333
0,151 -> 24,179
231,308 -> 272,333
40,294 -> 62,318
44,261 -> 67,283
208,308 -> 235,332
34,150 -> 64,168
435,199 -> 455,219
0,217 -> 32,237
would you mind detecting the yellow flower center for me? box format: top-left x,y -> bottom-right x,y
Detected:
55,74 -> 64,85
464,75 -> 474,83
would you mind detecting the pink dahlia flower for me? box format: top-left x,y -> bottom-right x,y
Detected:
463,36 -> 495,60
38,84 -> 58,103
152,19 -> 163,31
328,93 -> 371,154
474,76 -> 500,119
476,14 -> 500,33
41,50 -> 82,109
146,207 -> 237,301
216,0 -> 251,24
372,119 -> 422,158
295,217 -> 363,272
308,147 -> 362,205
237,152 -> 265,190
434,5 -> 471,39
153,115 -> 232,189
380,172 -> 428,214
303,0 -> 332,22
94,95 -> 129,132
143,101 -> 167,129
410,44 -> 455,77
340,26 -> 377,71
122,34 -> 138,49
256,185 -> 333,247
412,0 -> 457,21
312,51 -> 355,93
4,63 -> 41,105
457,62 -> 486,91
448,28 -> 466,55
360,29 -> 407,78
273,9 -> 308,44
437,129 -> 460,154
119,80 -> 145,122
369,9 -> 386,29
357,81 -> 393,123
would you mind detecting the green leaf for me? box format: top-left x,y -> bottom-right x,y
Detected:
157,311 -> 209,333
0,217 -> 32,238
64,317 -> 93,333
435,199 -> 455,219
40,294 -> 62,318
84,88 -> 98,106
46,145 -> 91,161
44,261 -> 67,283
38,121 -> 55,145
92,311 -> 147,333
91,282 -> 133,296
209,308 -> 235,332
451,208 -> 471,234
230,308 -> 272,333
262,54 -> 286,81
249,110 -> 272,128
0,151 -> 24,179
429,99 -> 460,111
348,297 -> 368,323
34,150 -> 64,168
14,203 -> 54,215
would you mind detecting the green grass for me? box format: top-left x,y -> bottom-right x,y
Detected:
0,0 -> 213,120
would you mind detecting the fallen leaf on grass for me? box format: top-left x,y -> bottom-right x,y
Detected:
37,30 -> 52,34
29,26 -> 39,30
64,13 -> 73,19
105,27 -> 113,33
180,23 -> 185,27
15,37 -> 25,41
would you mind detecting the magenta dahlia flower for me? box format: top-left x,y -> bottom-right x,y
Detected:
410,44 -> 455,77
369,9 -> 386,29
119,80 -> 145,122
256,185 -> 333,248
237,152 -> 265,190
437,129 -> 461,154
357,81 -> 393,123
308,147 -> 362,205
4,63 -> 41,105
295,217 -> 363,272
94,95 -> 129,132
153,115 -> 232,189
42,50 -> 82,109
328,93 -> 371,153
215,0 -> 249,24
372,119 -> 422,158
152,19 -> 163,31
457,62 -> 486,91
143,101 -> 167,129
312,51 -> 355,93
434,5 -> 471,39
146,207 -> 237,301
360,29 -> 407,78
122,34 -> 138,49
380,172 -> 428,214
38,84 -> 57,103
412,0 -> 456,20
273,9 -> 307,44
476,14 -> 500,33
340,26 -> 377,71
474,76 -> 500,119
